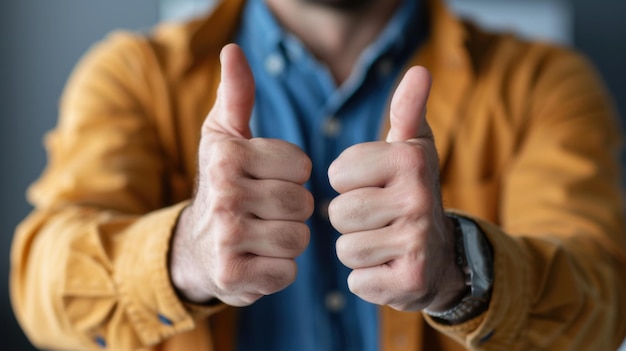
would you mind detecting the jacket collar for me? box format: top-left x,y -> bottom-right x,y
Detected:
154,0 -> 247,75
421,0 -> 474,171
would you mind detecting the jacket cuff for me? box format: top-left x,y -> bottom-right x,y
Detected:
114,201 -> 224,346
423,210 -> 530,349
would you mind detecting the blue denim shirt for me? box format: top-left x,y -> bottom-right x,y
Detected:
235,1 -> 426,350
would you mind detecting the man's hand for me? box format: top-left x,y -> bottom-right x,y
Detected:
170,44 -> 314,307
328,67 -> 466,312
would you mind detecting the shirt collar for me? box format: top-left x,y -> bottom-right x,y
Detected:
238,0 -> 424,78
359,0 -> 423,67
238,0 -> 285,67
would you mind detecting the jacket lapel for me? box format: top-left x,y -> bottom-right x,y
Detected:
379,1 -> 474,350
380,0 -> 473,174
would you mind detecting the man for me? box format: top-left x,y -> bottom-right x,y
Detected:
10,0 -> 626,350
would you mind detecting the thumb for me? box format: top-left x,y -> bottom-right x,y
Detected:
386,66 -> 432,143
207,43 -> 255,139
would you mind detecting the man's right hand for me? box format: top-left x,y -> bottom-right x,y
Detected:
170,44 -> 314,307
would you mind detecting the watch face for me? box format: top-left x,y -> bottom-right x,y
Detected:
454,215 -> 494,298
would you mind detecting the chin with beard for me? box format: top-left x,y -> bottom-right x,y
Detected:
303,0 -> 376,11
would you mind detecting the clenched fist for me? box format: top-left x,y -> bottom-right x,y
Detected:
328,67 -> 466,312
170,44 -> 314,307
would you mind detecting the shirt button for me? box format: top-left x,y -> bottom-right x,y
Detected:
285,42 -> 303,61
323,117 -> 341,138
94,336 -> 106,348
265,54 -> 284,76
325,291 -> 346,312
158,314 -> 173,326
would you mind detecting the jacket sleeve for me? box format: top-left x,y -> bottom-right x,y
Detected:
10,32 -> 220,351
425,47 -> 626,350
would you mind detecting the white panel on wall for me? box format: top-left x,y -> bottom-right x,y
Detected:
159,0 -> 216,22
159,0 -> 573,45
447,0 -> 573,45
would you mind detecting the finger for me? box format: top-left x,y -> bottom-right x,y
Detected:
335,227 -> 405,269
329,141 -> 423,193
346,265 -> 394,305
245,138 -> 312,184
347,263 -> 431,310
328,142 -> 391,192
241,179 -> 314,221
239,219 -> 310,258
386,66 -> 432,143
244,256 -> 298,296
220,256 -> 297,306
204,43 -> 255,139
328,187 -> 400,234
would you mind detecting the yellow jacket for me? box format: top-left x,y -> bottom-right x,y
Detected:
11,0 -> 626,350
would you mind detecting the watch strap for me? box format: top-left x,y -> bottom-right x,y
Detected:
424,292 -> 491,324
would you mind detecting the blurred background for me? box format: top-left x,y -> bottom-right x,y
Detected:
1,0 -> 625,349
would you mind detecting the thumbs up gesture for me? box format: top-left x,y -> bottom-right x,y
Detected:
170,44 -> 313,307
328,67 -> 466,312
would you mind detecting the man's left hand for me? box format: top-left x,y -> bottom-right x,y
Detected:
328,66 -> 466,312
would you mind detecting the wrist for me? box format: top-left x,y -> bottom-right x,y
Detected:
426,216 -> 469,312
425,213 -> 494,324
169,205 -> 215,303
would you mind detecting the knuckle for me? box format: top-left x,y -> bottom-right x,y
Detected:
210,138 -> 249,171
275,223 -> 310,254
327,198 -> 340,225
279,140 -> 312,183
335,236 -> 350,265
328,194 -> 360,234
258,261 -> 297,295
294,224 -> 311,251
327,161 -> 340,190
213,257 -> 244,291
302,190 -> 315,219
215,221 -> 244,248
353,246 -> 374,266
347,273 -> 381,303
393,143 -> 427,175
336,236 -> 371,268
251,138 -> 312,184
329,194 -> 368,231
216,289 -> 262,307
399,189 -> 429,217
392,178 -> 434,221
346,272 -> 360,295
399,263 -> 428,296
271,184 -> 313,219
294,152 -> 313,184
237,293 -> 263,306
212,186 -> 245,212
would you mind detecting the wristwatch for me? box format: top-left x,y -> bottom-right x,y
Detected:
425,213 -> 494,324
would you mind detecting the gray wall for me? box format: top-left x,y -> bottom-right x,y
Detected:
573,2 -> 626,190
0,2 -> 159,350
1,1 -> 625,350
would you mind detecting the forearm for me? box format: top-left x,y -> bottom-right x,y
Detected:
10,202 -> 219,351
424,215 -> 626,350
